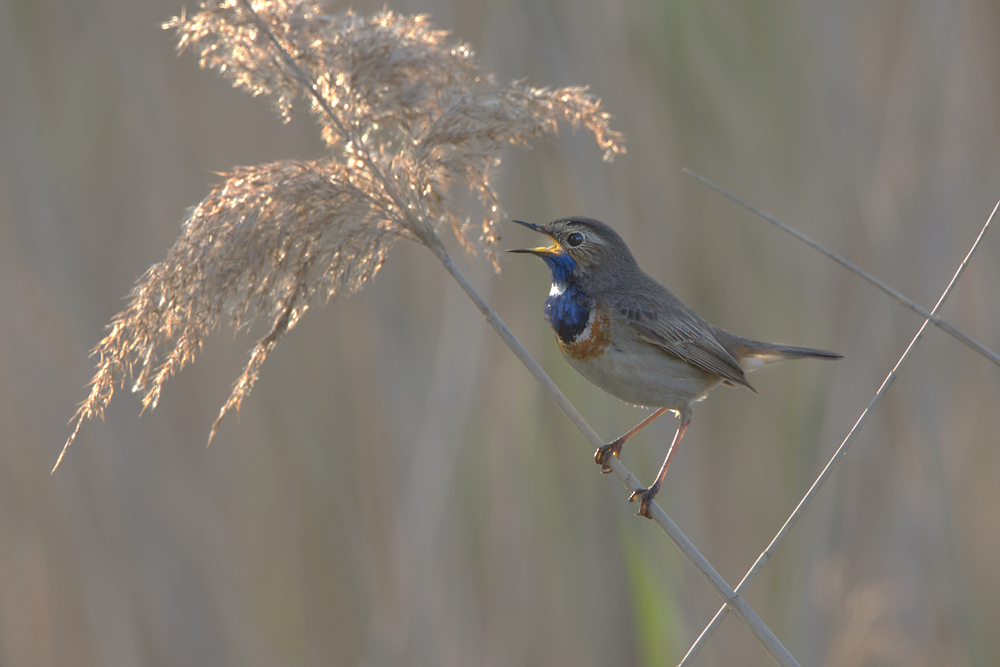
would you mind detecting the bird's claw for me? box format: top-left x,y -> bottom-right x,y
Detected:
594,441 -> 622,473
628,485 -> 660,518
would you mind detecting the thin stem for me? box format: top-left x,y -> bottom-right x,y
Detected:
679,200 -> 997,666
234,5 -> 797,661
429,242 -> 798,667
683,168 -> 1000,368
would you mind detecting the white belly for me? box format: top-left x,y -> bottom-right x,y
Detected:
562,342 -> 723,412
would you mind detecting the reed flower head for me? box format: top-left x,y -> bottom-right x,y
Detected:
58,0 -> 624,469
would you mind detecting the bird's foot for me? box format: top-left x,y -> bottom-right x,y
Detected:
628,483 -> 661,519
594,439 -> 624,473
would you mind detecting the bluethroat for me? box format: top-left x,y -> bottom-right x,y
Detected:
510,216 -> 842,517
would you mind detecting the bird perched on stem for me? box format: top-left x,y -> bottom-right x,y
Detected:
510,216 -> 841,517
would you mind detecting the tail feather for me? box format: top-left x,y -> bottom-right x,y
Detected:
723,335 -> 843,371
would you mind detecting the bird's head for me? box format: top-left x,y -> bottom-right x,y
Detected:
507,217 -> 637,287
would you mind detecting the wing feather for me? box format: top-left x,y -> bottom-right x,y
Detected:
613,291 -> 754,391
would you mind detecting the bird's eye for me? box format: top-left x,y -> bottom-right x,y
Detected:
566,232 -> 584,247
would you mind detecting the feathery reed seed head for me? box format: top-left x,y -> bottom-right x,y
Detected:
57,0 -> 624,469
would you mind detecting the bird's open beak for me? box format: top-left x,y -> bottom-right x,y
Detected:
508,220 -> 559,256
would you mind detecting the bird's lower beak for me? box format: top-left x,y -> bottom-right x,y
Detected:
508,220 -> 558,256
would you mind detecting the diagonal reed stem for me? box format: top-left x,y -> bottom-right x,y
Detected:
235,5 -> 797,662
683,169 -> 1000,368
678,199 -> 997,666
428,241 -> 799,667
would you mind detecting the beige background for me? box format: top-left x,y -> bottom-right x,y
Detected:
2,0 -> 999,665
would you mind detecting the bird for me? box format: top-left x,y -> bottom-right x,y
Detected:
509,216 -> 842,517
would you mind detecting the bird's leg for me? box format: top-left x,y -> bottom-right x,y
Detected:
629,415 -> 690,518
594,407 -> 669,473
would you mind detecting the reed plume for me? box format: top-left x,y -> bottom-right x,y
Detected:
57,0 -> 624,469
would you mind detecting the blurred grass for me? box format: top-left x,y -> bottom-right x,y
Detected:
621,523 -> 685,666
2,0 -> 999,665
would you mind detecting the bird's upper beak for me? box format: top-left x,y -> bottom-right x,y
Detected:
507,220 -> 560,256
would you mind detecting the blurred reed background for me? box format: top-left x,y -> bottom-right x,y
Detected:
2,0 -> 999,665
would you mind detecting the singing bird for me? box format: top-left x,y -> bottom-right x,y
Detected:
510,216 -> 841,517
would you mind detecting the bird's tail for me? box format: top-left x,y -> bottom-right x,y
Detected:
723,335 -> 843,371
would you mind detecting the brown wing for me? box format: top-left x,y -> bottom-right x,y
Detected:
613,289 -> 755,392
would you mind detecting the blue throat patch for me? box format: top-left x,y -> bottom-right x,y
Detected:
540,253 -> 592,343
